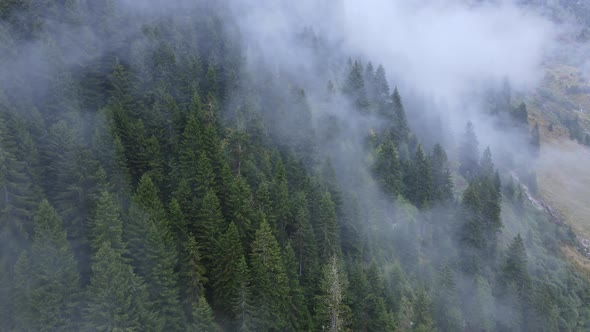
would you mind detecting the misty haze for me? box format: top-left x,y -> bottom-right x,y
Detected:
1,0 -> 590,331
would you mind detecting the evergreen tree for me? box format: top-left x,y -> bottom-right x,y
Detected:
406,144 -> 432,208
13,200 -> 81,331
282,242 -> 312,330
191,295 -> 217,332
433,265 -> 463,332
391,87 -> 410,143
480,146 -> 495,179
374,64 -> 390,107
180,235 -> 207,321
459,182 -> 484,274
89,191 -> 125,254
84,241 -> 156,331
250,219 -> 290,330
315,255 -> 350,331
531,122 -> 541,156
211,222 -> 245,322
373,137 -> 402,198
125,175 -> 184,330
290,191 -> 320,299
197,188 -> 226,265
232,255 -> 256,332
459,121 -> 480,179
431,143 -> 454,202
314,191 -> 341,262
342,61 -> 370,112
513,102 -> 529,126
413,289 -> 435,332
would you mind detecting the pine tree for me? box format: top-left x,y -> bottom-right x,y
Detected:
271,157 -> 290,237
397,295 -> 415,332
197,188 -> 226,265
315,255 -> 350,332
232,255 -> 256,332
84,241 -> 156,331
125,175 -> 184,330
373,137 -> 402,198
502,234 -> 529,293
342,61 -> 370,112
433,265 -> 463,332
282,242 -> 312,330
391,87 -> 410,143
250,219 -> 290,330
413,289 -> 434,332
314,191 -> 341,262
513,102 -> 529,126
180,235 -> 207,321
211,222 -> 245,322
178,105 -> 204,186
365,263 -> 395,331
374,64 -> 390,107
480,146 -> 495,179
13,200 -> 81,331
142,212 -> 184,330
290,191 -> 321,299
459,121 -> 480,179
191,295 -> 217,332
406,144 -> 432,208
89,191 -> 125,254
431,143 -> 454,202
530,122 -> 541,156
459,182 -> 483,274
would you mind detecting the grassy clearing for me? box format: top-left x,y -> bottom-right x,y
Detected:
537,140 -> 590,239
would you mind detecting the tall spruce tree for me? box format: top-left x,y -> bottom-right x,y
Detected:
250,219 -> 290,330
459,121 -> 480,179
13,200 -> 81,331
430,143 -> 454,202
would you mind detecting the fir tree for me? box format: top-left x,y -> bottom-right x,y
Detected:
211,222 -> 245,322
459,121 -> 480,179
250,219 -> 290,330
13,200 -> 81,331
430,143 -> 454,202
180,235 -> 207,321
315,255 -> 350,332
232,255 -> 256,332
531,122 -> 541,156
391,87 -> 410,143
406,144 -> 432,209
513,102 -> 529,126
191,295 -> 217,332
433,265 -> 463,332
84,241 -> 155,331
89,191 -> 125,254
342,61 -> 370,112
314,191 -> 341,262
373,137 -> 402,198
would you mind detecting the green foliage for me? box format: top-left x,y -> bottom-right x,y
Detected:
14,200 -> 81,331
343,61 -> 370,112
84,241 -> 155,331
250,219 -> 290,330
373,137 -> 402,198
1,3 -> 589,331
459,121 -> 480,179
431,143 -> 454,202
315,256 -> 350,331
191,295 -> 217,332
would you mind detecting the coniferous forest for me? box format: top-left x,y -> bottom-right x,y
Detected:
1,1 -> 589,331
